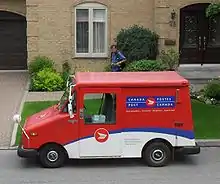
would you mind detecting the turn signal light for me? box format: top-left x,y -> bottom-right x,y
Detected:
30,132 -> 38,136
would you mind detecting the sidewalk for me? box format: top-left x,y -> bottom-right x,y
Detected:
25,91 -> 64,102
196,139 -> 220,147
0,72 -> 28,148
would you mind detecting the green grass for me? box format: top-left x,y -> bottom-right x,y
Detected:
15,99 -> 220,145
192,99 -> 220,139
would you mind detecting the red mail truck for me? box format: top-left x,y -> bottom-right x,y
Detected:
14,71 -> 200,168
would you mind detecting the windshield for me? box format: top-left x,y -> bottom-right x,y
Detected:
58,87 -> 69,111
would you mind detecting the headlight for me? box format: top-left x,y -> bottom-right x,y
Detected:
13,114 -> 21,123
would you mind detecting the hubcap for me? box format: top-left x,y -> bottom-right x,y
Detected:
151,149 -> 164,162
47,150 -> 59,162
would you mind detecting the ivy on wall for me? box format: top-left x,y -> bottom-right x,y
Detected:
206,2 -> 220,18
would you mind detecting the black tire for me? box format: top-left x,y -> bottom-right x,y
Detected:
142,142 -> 171,167
39,144 -> 66,168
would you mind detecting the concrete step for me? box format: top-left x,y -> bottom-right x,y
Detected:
177,64 -> 220,91
178,64 -> 220,80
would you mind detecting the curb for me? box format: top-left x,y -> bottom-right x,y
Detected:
0,70 -> 28,73
26,91 -> 64,102
0,146 -> 18,150
196,139 -> 220,147
9,77 -> 30,147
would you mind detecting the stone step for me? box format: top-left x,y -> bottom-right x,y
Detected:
188,78 -> 209,84
177,65 -> 220,91
178,65 -> 220,80
178,67 -> 220,72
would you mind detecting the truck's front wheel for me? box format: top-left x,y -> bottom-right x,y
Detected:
142,142 -> 171,167
39,144 -> 66,168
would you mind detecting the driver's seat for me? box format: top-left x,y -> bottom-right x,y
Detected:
101,93 -> 113,122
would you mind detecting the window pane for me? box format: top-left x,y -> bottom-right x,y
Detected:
93,22 -> 105,53
93,9 -> 105,22
76,22 -> 89,53
209,17 -> 220,45
93,9 -> 106,53
76,9 -> 88,22
84,93 -> 116,124
76,9 -> 89,53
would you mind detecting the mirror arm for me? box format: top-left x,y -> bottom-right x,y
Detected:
68,84 -> 76,119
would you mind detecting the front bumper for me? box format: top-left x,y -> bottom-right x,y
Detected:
17,145 -> 38,158
176,143 -> 200,155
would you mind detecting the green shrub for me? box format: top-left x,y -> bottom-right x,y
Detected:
28,56 -> 55,75
32,68 -> 64,92
123,60 -> 167,72
206,3 -> 220,18
159,48 -> 179,71
204,78 -> 220,101
115,24 -> 159,62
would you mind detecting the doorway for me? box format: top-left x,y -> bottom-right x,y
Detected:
179,3 -> 220,65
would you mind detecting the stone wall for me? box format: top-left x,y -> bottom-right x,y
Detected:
26,0 -> 154,71
0,0 -> 26,16
26,0 -> 213,72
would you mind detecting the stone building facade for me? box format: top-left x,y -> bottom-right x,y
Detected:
0,0 -> 219,71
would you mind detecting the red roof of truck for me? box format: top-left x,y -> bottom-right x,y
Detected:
75,71 -> 189,87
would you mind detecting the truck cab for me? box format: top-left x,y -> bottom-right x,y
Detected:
14,71 -> 200,168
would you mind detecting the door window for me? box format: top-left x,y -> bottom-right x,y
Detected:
208,16 -> 220,46
83,93 -> 116,124
183,14 -> 198,48
180,3 -> 220,64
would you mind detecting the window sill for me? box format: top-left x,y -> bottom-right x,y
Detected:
73,53 -> 109,59
73,56 -> 109,59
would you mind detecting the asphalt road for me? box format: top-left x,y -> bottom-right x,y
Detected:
0,148 -> 220,184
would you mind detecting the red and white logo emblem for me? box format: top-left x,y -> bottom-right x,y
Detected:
94,128 -> 109,143
146,97 -> 156,106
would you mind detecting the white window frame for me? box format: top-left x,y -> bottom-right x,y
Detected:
75,3 -> 108,58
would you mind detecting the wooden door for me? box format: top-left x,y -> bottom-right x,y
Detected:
180,3 -> 220,65
180,10 -> 203,64
203,15 -> 220,64
180,4 -> 207,64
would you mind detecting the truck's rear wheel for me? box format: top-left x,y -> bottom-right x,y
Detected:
142,142 -> 171,167
39,144 -> 66,168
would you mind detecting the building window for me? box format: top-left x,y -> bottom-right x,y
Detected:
75,3 -> 107,57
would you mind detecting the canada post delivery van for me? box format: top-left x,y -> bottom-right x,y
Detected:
13,71 -> 200,168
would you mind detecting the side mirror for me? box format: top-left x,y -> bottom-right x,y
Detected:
68,103 -> 74,118
66,75 -> 75,88
68,84 -> 76,119
13,114 -> 21,123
